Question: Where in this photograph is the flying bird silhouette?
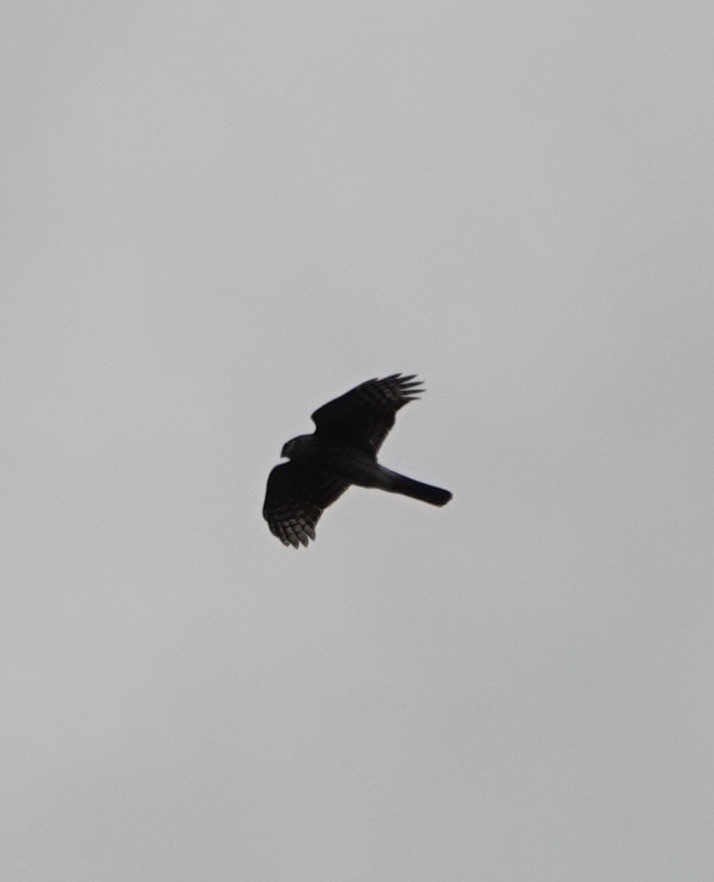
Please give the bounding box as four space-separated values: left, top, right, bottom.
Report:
263 373 452 547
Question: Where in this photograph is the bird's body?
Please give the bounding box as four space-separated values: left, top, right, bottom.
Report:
263 374 452 547
282 435 391 489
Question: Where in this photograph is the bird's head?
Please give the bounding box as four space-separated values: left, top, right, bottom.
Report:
280 435 310 459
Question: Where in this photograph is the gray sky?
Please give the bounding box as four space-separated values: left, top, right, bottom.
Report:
3 1 713 879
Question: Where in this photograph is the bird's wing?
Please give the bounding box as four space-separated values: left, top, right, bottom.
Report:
311 373 423 455
262 462 350 548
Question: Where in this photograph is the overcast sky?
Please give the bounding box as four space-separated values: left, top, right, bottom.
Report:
2 1 713 879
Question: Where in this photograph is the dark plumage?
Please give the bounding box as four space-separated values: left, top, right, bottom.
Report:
263 374 452 547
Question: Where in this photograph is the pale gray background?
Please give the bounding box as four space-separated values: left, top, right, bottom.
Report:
2 2 712 879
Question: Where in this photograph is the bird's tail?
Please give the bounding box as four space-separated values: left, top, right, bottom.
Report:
381 468 452 507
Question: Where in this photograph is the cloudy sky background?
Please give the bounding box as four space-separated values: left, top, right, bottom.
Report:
3 1 713 879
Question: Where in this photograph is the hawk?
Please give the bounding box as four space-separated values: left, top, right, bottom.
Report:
263 373 452 547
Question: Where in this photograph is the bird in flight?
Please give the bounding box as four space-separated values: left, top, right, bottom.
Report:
263 373 452 547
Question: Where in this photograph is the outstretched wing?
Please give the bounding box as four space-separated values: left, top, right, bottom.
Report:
262 462 349 548
311 373 423 455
